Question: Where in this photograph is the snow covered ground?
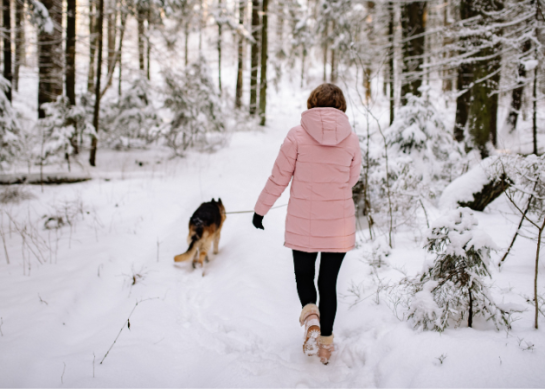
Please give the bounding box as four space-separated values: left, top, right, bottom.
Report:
1 84 545 387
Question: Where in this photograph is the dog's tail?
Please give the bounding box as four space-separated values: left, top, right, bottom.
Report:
174 228 202 263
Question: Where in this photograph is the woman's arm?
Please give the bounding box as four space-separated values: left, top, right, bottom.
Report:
348 143 362 188
254 130 298 216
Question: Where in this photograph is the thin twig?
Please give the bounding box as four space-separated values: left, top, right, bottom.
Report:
499 193 533 267
61 362 66 384
100 301 140 364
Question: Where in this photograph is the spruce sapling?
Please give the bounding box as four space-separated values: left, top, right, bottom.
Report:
406 208 512 331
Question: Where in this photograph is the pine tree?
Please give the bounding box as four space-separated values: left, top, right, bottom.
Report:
405 208 511 331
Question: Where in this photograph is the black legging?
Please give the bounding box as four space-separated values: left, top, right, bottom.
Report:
293 250 345 336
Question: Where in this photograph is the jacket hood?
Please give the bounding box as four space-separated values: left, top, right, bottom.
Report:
300 107 353 146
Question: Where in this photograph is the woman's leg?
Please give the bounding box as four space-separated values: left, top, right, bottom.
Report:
317 252 346 336
292 250 319 307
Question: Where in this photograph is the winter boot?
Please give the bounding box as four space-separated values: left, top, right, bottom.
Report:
299 303 321 356
317 334 335 365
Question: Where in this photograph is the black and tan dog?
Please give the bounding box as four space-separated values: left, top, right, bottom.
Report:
174 198 226 268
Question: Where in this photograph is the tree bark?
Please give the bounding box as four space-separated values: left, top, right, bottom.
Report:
117 3 126 97
249 0 260 115
388 1 394 125
217 0 222 93
88 0 97 92
66 0 77 106
330 22 336 84
107 0 117 78
533 63 538 155
14 0 25 92
137 3 145 72
400 1 426 105
89 0 105 166
235 0 245 108
259 0 268 125
454 0 503 156
146 7 151 80
323 21 328 82
364 1 375 103
506 40 531 133
534 217 545 329
3 0 12 101
38 0 63 118
184 21 189 66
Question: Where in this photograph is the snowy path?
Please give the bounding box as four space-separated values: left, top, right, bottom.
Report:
1 89 545 387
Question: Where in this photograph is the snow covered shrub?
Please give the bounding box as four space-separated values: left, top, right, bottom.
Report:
0 76 21 169
404 208 512 331
162 57 225 155
101 76 162 149
384 93 466 194
355 94 468 237
37 96 94 168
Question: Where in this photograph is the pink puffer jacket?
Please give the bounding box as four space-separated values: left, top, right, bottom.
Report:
255 107 362 253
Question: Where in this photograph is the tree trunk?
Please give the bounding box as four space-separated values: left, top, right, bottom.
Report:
146 7 151 80
400 1 426 105
330 21 336 84
38 0 63 118
301 47 306 88
533 63 538 155
468 289 473 328
66 0 76 106
137 4 145 72
454 0 503 156
235 0 245 108
3 0 12 101
442 1 454 92
259 0 268 125
388 1 394 125
107 0 116 78
217 0 222 94
88 0 97 92
323 21 328 82
454 62 471 142
249 0 260 115
184 21 189 66
468 43 501 156
534 217 545 329
364 1 375 103
117 5 126 97
14 0 25 92
276 0 284 54
506 40 531 133
89 0 105 166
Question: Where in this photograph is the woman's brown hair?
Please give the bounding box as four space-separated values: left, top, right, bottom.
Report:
307 83 347 112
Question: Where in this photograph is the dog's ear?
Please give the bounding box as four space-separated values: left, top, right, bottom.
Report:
211 198 216 203
218 198 222 205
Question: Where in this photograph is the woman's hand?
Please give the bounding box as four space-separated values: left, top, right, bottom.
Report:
253 213 265 230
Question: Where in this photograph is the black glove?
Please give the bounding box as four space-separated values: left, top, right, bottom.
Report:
253 213 265 230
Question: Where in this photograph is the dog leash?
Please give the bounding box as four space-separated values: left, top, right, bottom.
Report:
225 204 287 215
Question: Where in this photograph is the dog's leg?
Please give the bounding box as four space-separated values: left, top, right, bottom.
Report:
198 235 213 267
192 248 200 269
213 231 221 255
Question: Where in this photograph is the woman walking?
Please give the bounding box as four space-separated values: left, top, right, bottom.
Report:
252 84 362 365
